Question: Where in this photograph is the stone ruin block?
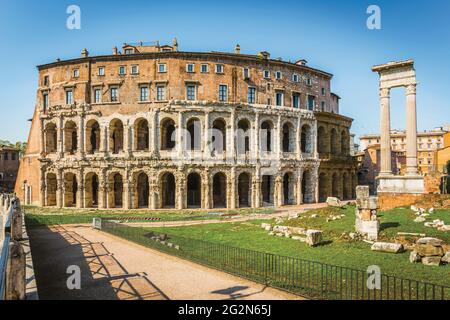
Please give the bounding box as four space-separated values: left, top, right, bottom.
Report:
356 186 370 199
355 185 380 240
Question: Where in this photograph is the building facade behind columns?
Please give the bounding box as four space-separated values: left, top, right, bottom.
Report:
15 40 357 209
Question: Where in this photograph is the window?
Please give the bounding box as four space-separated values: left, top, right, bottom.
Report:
243 67 250 79
321 87 326 96
43 93 49 110
124 48 134 54
292 74 299 82
156 85 166 101
275 71 282 80
186 85 196 101
215 64 224 74
110 87 118 102
263 70 270 79
65 89 73 104
140 86 149 101
321 101 326 111
306 78 312 86
292 93 300 108
158 63 167 73
43 75 49 86
98 67 105 76
218 85 228 102
186 63 195 73
307 95 315 110
73 69 79 78
131 65 139 75
94 88 102 103
248 87 256 104
119 66 126 75
201 64 209 73
11 153 16 161
275 91 284 106
4 153 8 160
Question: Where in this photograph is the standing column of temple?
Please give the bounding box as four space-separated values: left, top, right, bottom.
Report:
379 88 392 176
405 83 419 176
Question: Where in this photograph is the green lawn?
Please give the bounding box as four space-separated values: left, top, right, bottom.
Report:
23 205 275 226
143 206 450 287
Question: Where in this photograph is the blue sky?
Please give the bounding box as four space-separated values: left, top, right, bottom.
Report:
0 0 449 144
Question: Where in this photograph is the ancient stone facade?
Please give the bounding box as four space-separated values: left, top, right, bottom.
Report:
15 41 357 209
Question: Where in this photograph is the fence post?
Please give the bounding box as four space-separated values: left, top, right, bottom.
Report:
11 204 22 242
5 240 26 300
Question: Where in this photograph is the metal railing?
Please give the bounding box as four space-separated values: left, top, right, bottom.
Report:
0 194 14 299
99 219 450 300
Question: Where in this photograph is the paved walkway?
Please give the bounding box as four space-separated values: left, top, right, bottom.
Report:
28 225 302 300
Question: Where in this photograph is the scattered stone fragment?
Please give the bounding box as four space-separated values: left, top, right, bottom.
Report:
441 251 450 264
415 237 445 257
438 225 450 232
327 197 344 208
422 256 441 266
291 236 305 241
410 205 419 212
261 223 271 229
371 242 404 253
409 251 421 263
174 245 180 250
428 208 435 214
414 217 426 223
268 232 274 236
264 226 272 231
310 214 319 218
306 230 323 247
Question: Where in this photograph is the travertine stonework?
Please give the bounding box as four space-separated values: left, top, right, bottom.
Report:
15 41 357 209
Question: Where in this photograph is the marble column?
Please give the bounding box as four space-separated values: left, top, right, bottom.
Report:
405 83 419 176
379 88 392 176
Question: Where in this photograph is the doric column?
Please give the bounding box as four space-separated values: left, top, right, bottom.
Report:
98 169 107 209
274 174 283 207
296 116 302 160
229 109 236 161
176 168 185 210
40 166 45 206
276 115 282 159
123 169 131 209
254 113 260 161
101 125 108 157
58 116 64 158
229 167 236 209
78 115 85 158
124 124 132 157
203 169 210 209
253 166 261 208
312 120 318 159
204 111 210 160
405 83 419 176
149 110 158 156
379 88 392 176
296 168 303 205
76 171 84 209
56 169 63 208
177 111 184 161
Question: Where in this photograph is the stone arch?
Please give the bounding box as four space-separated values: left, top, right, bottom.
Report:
317 126 328 154
187 172 202 208
330 128 339 155
85 172 99 208
282 121 296 153
237 172 251 207
108 172 123 208
64 120 78 154
46 173 57 206
282 172 296 205
301 124 312 153
135 172 149 208
237 119 251 154
211 118 227 155
319 172 328 202
302 170 314 204
44 122 58 154
135 118 149 151
260 120 274 152
109 119 124 154
160 118 176 150
63 172 77 207
186 117 201 151
261 174 274 206
212 172 227 208
160 172 176 208
332 172 340 198
86 120 100 154
341 129 349 156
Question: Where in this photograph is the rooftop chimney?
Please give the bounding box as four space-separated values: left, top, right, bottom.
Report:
173 38 178 51
112 47 118 55
81 48 89 58
235 44 241 54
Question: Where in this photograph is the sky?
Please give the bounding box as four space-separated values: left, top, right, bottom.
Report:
0 0 449 144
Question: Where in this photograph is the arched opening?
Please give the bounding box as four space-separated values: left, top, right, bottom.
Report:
319 173 328 203
301 124 312 153
85 173 99 208
212 119 226 155
161 172 176 208
260 120 274 152
302 170 314 204
109 119 124 154
186 118 201 151
212 172 227 208
237 119 250 154
332 172 340 198
317 126 327 154
343 172 351 200
187 172 202 208
45 123 57 154
283 173 295 205
46 173 57 206
238 173 250 207
341 130 349 156
160 118 176 150
63 172 77 207
136 172 149 208
282 122 295 153
135 119 149 151
108 173 123 208
330 128 339 155
86 120 100 154
262 175 274 206
64 121 78 154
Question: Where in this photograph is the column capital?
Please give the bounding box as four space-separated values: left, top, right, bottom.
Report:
406 83 417 95
380 87 390 99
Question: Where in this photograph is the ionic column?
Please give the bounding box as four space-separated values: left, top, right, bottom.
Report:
58 117 64 158
296 116 302 160
76 172 84 209
124 124 132 157
379 88 392 176
229 109 236 161
99 170 107 209
56 169 63 208
78 116 85 158
276 115 282 159
405 84 419 176
101 125 108 157
149 110 158 156
204 111 210 160
177 112 184 161
254 113 260 161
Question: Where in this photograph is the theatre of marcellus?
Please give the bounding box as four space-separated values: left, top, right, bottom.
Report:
15 40 357 210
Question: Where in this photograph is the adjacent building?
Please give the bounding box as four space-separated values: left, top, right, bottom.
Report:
0 145 20 193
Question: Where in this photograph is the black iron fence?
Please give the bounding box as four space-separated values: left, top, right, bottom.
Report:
100 219 450 300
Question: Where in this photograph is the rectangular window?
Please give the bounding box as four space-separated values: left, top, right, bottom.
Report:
263 70 270 79
65 89 73 104
186 63 195 73
186 85 196 101
4 153 8 160
131 65 139 75
43 75 49 86
43 93 49 109
156 86 166 101
119 66 126 75
140 86 149 101
248 87 256 104
201 64 209 73
307 95 315 110
306 78 312 86
94 88 101 103
275 71 282 80
110 87 118 102
215 64 224 74
275 91 284 106
321 101 326 111
124 48 134 54
158 63 167 73
292 74 299 82
321 87 326 96
98 67 105 76
292 93 300 108
73 69 79 78
243 67 250 79
12 153 16 161
219 85 228 102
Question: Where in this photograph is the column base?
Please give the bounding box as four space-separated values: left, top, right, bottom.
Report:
376 175 424 194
